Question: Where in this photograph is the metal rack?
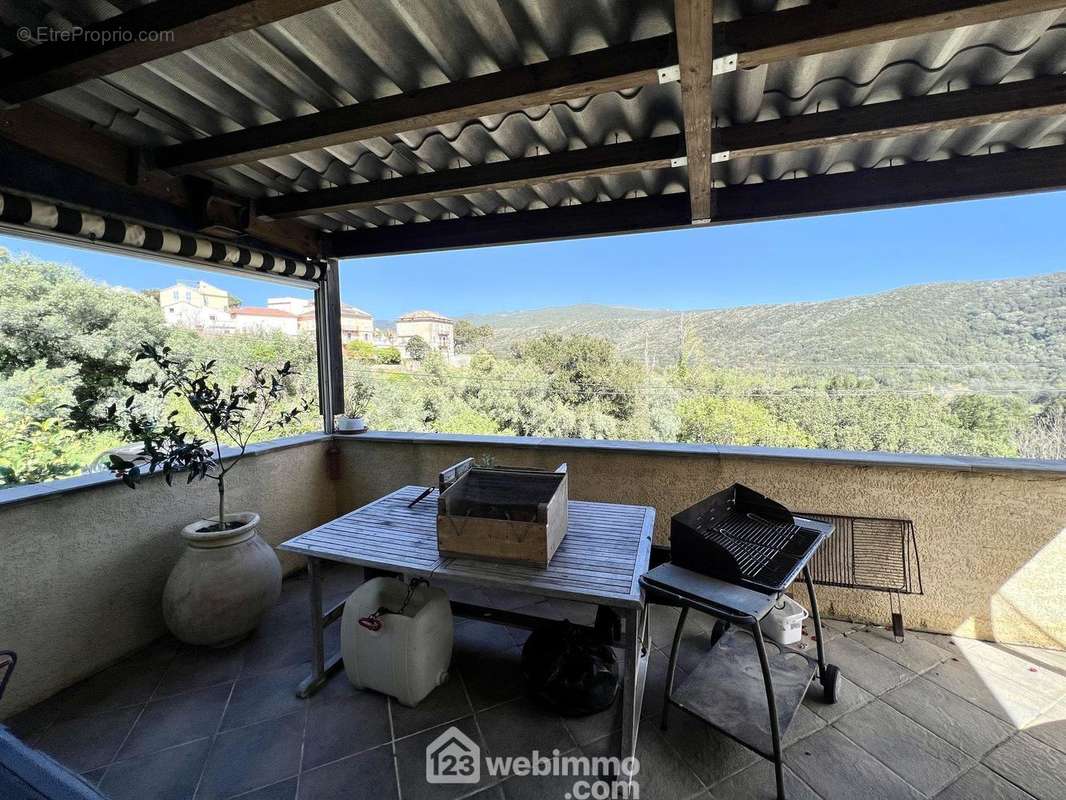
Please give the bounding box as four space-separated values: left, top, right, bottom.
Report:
801 514 923 637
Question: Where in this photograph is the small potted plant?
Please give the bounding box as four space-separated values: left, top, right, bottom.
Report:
106 343 311 646
337 379 374 433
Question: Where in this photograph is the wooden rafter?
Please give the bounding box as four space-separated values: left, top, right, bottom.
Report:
674 0 715 223
717 74 1066 160
716 0 1066 68
0 104 320 256
153 35 677 173
325 145 1066 257
0 0 339 106
255 136 685 219
255 74 1066 219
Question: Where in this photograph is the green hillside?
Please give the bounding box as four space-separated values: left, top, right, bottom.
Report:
466 273 1066 390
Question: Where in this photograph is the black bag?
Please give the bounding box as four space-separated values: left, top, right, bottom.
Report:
520 610 620 717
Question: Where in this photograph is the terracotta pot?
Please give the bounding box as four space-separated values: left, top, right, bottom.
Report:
162 512 281 646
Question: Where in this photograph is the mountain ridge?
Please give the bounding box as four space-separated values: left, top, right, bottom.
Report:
463 272 1066 388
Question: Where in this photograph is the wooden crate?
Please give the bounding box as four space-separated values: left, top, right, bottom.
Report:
436 460 568 566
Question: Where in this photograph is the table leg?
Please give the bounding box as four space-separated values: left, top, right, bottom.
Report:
621 605 649 776
296 556 343 698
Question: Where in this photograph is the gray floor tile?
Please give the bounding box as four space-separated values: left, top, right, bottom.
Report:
221 663 308 731
1025 698 1066 756
936 764 1038 800
231 777 298 800
641 647 686 721
100 736 212 800
782 705 826 747
2 695 63 744
156 643 247 697
585 721 706 800
562 697 623 748
647 604 683 649
119 683 231 760
824 635 917 696
848 626 952 673
477 697 574 758
803 674 874 723
55 660 167 720
800 616 843 645
81 767 106 786
196 711 304 800
949 639 1066 708
834 699 974 796
302 676 390 770
657 704 760 786
391 674 474 739
297 744 397 800
394 716 497 800
786 727 923 800
926 656 1048 727
240 627 313 678
709 760 820 800
454 620 521 656
883 676 1015 758
455 646 525 711
35 705 142 772
499 748 591 800
984 733 1066 800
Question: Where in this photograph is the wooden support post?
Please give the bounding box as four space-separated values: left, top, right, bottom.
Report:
675 0 715 223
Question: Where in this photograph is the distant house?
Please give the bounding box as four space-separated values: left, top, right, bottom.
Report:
297 305 374 343
396 309 454 357
230 307 300 335
159 280 232 330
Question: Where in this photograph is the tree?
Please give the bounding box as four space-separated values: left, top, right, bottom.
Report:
375 346 402 365
454 320 493 354
345 339 377 362
405 335 430 361
108 343 311 528
0 253 167 427
677 395 812 447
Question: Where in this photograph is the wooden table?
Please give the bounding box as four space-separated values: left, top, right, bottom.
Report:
279 485 655 765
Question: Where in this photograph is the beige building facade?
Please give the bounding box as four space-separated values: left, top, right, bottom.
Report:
396 309 454 357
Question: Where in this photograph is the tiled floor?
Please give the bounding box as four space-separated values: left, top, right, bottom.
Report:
5 565 1066 800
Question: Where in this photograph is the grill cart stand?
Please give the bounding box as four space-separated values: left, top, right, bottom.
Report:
641 564 839 800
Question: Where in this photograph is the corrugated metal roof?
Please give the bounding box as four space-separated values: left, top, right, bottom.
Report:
2 0 1064 232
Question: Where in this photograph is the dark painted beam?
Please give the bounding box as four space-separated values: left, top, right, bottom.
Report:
0 0 339 106
326 145 1066 257
153 35 678 173
255 135 685 219
717 0 1066 68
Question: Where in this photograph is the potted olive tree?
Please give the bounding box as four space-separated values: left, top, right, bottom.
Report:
108 343 311 646
336 378 373 433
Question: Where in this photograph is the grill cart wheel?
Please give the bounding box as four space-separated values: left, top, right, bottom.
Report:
821 664 840 703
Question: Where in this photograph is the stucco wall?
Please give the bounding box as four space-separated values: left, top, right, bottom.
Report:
0 436 335 717
334 434 1066 651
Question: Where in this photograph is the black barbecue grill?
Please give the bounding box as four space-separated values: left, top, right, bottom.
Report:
670 483 833 593
642 483 839 800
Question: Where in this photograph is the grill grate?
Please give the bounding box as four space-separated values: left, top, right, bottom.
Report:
671 485 833 593
801 515 922 596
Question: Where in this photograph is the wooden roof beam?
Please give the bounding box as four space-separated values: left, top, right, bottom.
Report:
325 144 1066 257
718 73 1066 160
255 135 685 220
153 35 678 173
717 0 1066 68
0 104 321 257
675 0 715 223
0 0 339 106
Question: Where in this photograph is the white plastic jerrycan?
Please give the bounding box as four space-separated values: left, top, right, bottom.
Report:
340 577 453 707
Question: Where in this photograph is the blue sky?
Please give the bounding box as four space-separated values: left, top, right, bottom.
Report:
2 190 1063 321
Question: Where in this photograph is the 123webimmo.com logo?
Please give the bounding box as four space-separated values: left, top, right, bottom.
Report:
426 725 640 798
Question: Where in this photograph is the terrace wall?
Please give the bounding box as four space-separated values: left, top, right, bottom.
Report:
336 433 1066 652
0 435 334 717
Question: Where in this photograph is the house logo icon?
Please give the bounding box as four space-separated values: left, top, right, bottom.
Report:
425 725 480 784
